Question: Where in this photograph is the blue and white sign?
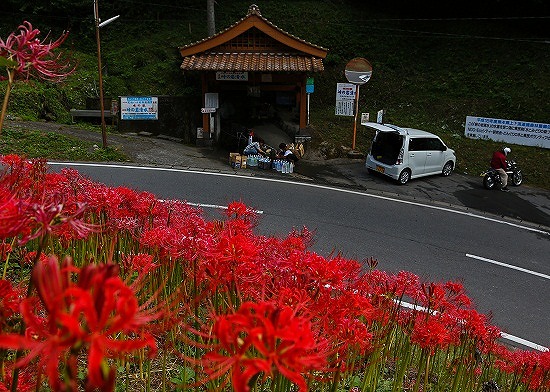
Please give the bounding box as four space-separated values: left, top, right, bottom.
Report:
465 116 550 149
121 96 158 120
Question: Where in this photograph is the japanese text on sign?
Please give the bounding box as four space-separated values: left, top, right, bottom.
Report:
120 97 158 120
465 116 550 149
216 71 248 81
335 83 356 116
336 83 356 100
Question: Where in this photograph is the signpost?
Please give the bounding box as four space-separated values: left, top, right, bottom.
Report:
335 83 356 116
344 57 373 151
306 77 314 125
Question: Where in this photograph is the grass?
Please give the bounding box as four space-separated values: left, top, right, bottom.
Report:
0 126 128 162
308 106 550 190
1 1 549 189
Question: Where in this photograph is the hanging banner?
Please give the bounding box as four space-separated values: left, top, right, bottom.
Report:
120 96 158 120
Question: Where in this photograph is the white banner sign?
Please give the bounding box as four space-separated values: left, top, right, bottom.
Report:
335 83 356 116
120 96 158 120
465 116 550 149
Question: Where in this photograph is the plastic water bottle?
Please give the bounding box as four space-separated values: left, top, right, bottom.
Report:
289 162 294 173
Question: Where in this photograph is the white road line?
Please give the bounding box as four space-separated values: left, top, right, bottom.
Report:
466 253 550 280
47 162 549 352
48 161 550 236
156 199 264 214
398 300 548 352
185 202 264 214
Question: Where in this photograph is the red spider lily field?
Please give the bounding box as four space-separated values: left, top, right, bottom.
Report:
0 154 549 392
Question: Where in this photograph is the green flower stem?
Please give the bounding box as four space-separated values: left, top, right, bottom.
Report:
0 69 14 135
10 233 48 392
1 238 16 280
391 336 412 392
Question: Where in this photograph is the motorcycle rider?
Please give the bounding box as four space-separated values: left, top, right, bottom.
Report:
490 146 511 191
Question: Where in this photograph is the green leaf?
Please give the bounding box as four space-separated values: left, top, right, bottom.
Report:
0 56 18 68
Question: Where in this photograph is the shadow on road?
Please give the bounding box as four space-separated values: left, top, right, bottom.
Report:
454 180 550 227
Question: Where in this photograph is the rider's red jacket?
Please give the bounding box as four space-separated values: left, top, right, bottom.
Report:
490 150 507 170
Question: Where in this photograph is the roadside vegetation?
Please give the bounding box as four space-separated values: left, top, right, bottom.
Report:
1 0 549 189
1 156 548 392
1 3 549 391
0 125 127 161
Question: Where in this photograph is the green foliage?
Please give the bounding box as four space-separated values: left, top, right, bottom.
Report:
0 126 128 161
1 1 549 189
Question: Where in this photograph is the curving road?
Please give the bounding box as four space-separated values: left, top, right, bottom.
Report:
50 162 550 350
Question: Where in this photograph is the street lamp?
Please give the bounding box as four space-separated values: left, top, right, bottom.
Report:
93 0 119 148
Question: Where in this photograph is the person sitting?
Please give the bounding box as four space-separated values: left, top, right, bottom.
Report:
490 146 511 191
243 137 266 156
278 143 299 163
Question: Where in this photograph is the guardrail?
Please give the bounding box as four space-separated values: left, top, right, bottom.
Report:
70 109 113 122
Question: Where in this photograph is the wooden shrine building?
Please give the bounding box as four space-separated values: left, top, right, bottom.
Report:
179 4 328 139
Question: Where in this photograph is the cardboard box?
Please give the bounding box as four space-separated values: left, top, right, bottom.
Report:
229 153 247 169
229 152 240 164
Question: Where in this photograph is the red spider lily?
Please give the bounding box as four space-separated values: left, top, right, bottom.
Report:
0 190 97 246
0 21 74 82
120 253 159 274
494 348 550 390
225 201 258 225
0 279 22 328
0 189 30 240
0 155 48 198
1 158 98 244
0 361 37 392
0 256 160 391
410 313 459 354
0 22 75 133
198 301 330 392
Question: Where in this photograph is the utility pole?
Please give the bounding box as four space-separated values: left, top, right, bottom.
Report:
94 0 119 148
207 0 216 36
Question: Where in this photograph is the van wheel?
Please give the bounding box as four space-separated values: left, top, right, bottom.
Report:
442 161 454 177
398 169 411 185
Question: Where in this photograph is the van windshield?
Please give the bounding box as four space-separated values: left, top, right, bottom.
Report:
370 131 403 165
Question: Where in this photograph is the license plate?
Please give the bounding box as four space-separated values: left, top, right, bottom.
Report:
376 165 385 173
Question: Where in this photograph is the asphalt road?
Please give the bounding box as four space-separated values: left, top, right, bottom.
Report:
49 162 550 350
8 119 550 230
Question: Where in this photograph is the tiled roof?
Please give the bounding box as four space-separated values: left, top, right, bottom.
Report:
180 52 324 72
179 5 328 56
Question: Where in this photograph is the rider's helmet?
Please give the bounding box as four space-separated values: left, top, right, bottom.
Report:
503 147 511 156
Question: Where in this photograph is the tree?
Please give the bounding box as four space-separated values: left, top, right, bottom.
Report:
0 21 75 134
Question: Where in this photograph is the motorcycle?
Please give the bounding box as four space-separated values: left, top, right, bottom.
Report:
482 159 523 190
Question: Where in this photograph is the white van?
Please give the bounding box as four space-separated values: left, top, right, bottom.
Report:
365 123 456 184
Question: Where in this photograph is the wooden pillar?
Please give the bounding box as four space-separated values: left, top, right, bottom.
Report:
201 73 209 132
298 78 307 130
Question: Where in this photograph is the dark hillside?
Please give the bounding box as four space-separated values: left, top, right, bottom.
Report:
1 0 549 187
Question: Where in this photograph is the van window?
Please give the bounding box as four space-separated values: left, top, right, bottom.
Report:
408 138 427 151
425 138 445 151
371 132 403 165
